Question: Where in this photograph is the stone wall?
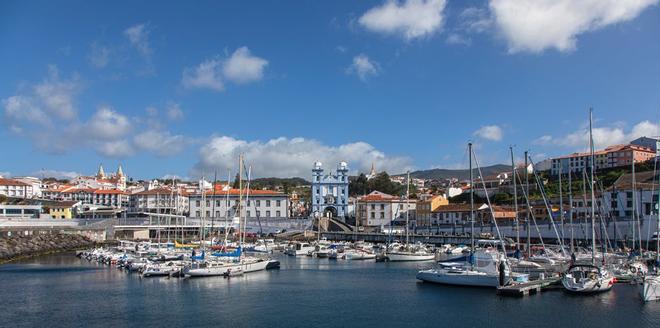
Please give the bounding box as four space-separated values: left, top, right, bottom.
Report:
0 233 94 263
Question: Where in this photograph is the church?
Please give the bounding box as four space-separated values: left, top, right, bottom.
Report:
311 161 349 219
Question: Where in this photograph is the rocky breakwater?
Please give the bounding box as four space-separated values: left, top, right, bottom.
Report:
0 234 95 263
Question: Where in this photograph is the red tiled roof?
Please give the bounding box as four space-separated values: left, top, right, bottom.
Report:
0 178 29 186
94 189 126 195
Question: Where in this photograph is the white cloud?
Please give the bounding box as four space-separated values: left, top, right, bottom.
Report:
0 171 10 178
166 103 184 120
87 106 132 140
193 136 413 178
446 33 471 45
124 23 152 57
182 58 224 91
33 65 80 120
3 95 50 126
182 47 268 91
534 120 660 149
459 7 493 33
359 0 447 40
474 125 503 141
88 42 111 68
489 0 659 53
96 140 135 158
32 169 81 180
347 54 380 81
133 130 190 157
222 47 269 84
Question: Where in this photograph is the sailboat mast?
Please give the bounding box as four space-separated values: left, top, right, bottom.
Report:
469 143 475 255
568 169 574 253
589 108 596 265
238 155 243 259
559 164 564 247
525 150 531 258
632 156 642 254
406 170 410 246
510 146 519 251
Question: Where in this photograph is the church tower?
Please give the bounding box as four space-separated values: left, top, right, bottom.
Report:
97 164 106 179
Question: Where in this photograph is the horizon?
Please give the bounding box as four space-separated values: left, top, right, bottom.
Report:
2 1 660 180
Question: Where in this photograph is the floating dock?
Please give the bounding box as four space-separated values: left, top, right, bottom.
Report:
497 277 562 296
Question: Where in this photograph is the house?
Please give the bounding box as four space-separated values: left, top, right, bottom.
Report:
416 194 449 227
356 191 416 230
0 178 35 198
44 201 80 219
130 187 189 215
188 185 288 220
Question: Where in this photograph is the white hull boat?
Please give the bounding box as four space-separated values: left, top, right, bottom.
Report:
641 275 660 302
387 252 435 262
344 250 376 260
562 264 615 293
416 250 510 288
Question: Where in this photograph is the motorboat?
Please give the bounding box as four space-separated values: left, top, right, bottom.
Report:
562 264 615 293
343 249 376 260
284 242 315 256
641 274 660 302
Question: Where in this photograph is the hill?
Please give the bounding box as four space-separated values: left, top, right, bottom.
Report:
398 164 511 181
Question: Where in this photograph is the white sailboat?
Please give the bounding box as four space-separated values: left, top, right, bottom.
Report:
561 109 615 294
641 157 660 302
386 171 435 262
417 143 511 287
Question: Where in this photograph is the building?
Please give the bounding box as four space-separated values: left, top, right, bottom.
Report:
69 164 127 191
550 144 655 175
416 194 449 227
311 161 349 219
0 204 42 218
13 177 42 197
44 201 80 219
430 203 516 226
130 187 189 215
630 136 660 155
356 191 416 230
0 178 35 198
188 185 288 220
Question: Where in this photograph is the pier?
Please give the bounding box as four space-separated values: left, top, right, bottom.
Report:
497 277 562 297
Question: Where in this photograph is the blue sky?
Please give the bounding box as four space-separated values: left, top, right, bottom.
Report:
1 0 660 180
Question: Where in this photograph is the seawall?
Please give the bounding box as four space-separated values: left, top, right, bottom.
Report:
0 233 95 264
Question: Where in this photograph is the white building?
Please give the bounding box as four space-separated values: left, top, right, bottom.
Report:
130 187 189 215
0 178 35 198
188 187 288 220
311 162 349 218
356 191 416 230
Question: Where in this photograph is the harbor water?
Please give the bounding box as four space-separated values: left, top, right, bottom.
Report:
1 253 659 327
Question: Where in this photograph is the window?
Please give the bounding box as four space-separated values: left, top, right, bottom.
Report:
256 210 261 217
371 212 375 218
195 211 200 217
215 211 220 217
196 200 200 206
206 211 210 217
247 210 251 217
380 204 384 210
276 200 281 207
316 188 319 194
216 200 220 207
206 200 210 207
256 200 261 206
276 210 281 217
371 204 375 210
266 210 271 217
380 212 384 219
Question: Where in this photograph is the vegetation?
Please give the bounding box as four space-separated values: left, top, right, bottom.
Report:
348 172 417 197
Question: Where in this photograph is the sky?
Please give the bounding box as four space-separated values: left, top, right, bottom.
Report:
1 0 660 180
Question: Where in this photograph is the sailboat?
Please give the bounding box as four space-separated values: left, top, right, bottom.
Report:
562 109 615 293
386 171 435 262
417 143 511 287
641 157 660 301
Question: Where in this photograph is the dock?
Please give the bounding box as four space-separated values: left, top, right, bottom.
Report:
497 277 562 296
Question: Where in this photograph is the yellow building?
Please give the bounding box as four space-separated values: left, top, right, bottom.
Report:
47 201 79 219
416 194 449 227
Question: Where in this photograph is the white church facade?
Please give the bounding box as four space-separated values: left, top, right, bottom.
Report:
311 161 349 219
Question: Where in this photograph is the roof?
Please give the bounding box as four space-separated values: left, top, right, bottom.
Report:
358 191 399 202
432 203 474 213
554 144 655 160
193 187 285 197
46 201 80 208
0 178 29 186
93 189 126 195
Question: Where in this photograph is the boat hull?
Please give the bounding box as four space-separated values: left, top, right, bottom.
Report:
416 270 502 288
387 253 435 262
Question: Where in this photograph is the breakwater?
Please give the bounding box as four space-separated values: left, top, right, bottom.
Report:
0 233 95 263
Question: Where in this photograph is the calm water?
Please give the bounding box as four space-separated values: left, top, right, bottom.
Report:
1 253 660 327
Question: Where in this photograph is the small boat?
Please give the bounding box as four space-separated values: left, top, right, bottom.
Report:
284 242 315 256
223 267 244 277
343 249 376 260
641 274 660 302
416 250 510 288
561 264 615 293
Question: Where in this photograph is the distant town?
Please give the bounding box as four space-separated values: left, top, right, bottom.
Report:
1 135 658 239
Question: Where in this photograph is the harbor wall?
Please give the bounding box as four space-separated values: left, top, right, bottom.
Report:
0 233 95 263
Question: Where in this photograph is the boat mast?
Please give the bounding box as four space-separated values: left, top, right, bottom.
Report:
632 154 641 255
589 108 596 265
406 170 410 246
224 170 230 245
469 143 475 256
510 146 519 251
568 169 574 253
559 163 564 247
238 155 243 260
525 150 531 258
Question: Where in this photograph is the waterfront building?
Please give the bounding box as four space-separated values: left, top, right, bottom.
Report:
130 187 189 215
311 162 349 219
630 136 660 155
44 201 80 219
416 194 449 227
550 144 655 175
356 191 416 230
430 203 516 225
188 185 288 220
0 203 42 218
0 178 35 198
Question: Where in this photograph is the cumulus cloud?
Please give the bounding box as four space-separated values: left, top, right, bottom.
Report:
97 139 135 158
489 0 659 53
446 33 471 45
459 7 493 33
474 125 503 141
534 120 660 149
32 169 81 180
222 47 269 84
182 46 268 92
87 106 132 140
193 136 414 178
33 65 80 120
359 0 447 40
347 54 380 81
124 23 152 57
133 130 191 157
166 103 184 120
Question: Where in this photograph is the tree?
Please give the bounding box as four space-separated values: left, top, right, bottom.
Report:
349 173 369 196
232 173 241 189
